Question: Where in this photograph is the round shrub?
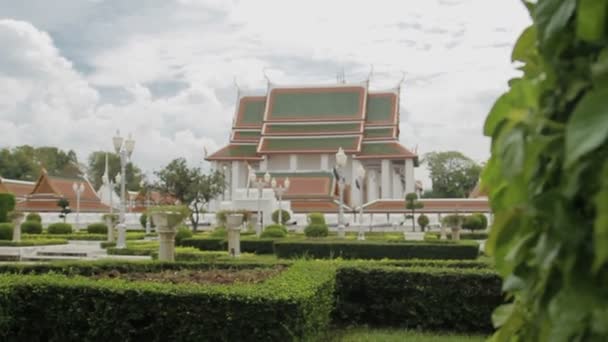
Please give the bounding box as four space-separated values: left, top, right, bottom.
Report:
271 209 291 224
304 223 329 238
462 215 485 231
87 223 108 234
260 224 287 238
175 225 193 244
210 227 227 238
47 222 73 234
417 214 430 231
26 212 42 223
21 221 43 234
442 214 463 228
307 212 326 225
0 193 16 223
0 223 13 240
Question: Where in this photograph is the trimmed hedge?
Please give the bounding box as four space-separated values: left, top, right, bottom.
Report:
260 225 287 238
47 223 73 234
179 237 224 251
304 223 329 237
0 261 336 341
21 221 42 234
87 223 108 234
0 223 13 240
23 232 145 241
175 226 193 244
271 209 291 224
333 265 502 333
150 248 226 262
25 213 42 223
179 237 277 255
274 240 480 260
0 239 68 247
425 232 489 240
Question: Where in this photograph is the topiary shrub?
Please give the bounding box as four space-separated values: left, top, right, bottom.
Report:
87 223 108 234
442 214 463 228
47 223 73 235
417 214 430 231
307 212 325 225
209 227 227 238
271 209 291 224
304 223 329 238
175 226 193 244
0 193 16 223
260 224 287 238
21 221 43 234
26 213 42 223
0 223 13 240
139 213 155 228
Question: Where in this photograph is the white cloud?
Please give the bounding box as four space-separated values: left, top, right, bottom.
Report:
0 0 532 188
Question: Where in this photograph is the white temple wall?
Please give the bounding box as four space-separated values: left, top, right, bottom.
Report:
405 159 415 194
267 155 290 170
297 154 321 170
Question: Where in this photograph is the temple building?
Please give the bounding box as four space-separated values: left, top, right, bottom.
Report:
206 81 418 213
0 177 35 202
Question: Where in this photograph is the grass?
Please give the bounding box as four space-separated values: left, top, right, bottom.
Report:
331 328 487 342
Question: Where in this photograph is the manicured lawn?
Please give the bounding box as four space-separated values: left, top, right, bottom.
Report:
333 329 487 342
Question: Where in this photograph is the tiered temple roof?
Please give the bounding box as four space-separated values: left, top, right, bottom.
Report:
207 82 416 162
0 177 35 202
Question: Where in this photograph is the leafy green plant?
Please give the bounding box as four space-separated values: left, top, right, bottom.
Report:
21 221 42 234
175 225 193 244
209 227 227 238
47 223 73 234
56 198 71 222
442 214 463 229
304 223 329 238
308 212 326 225
405 192 424 231
0 223 13 240
0 193 16 223
25 213 42 223
139 212 155 228
483 1 608 340
271 209 291 224
462 215 484 231
260 224 287 238
417 214 430 231
86 223 108 234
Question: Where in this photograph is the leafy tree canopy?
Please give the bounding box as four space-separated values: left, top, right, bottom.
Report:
422 151 482 198
0 145 81 180
87 151 143 192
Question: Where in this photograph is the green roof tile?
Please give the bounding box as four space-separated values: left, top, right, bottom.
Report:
233 131 261 140
268 87 364 121
235 97 265 127
364 127 395 139
366 94 397 124
356 142 415 159
207 144 260 160
260 136 360 153
265 123 361 135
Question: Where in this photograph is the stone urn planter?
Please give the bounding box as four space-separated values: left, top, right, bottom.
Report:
451 226 461 241
151 210 184 262
9 211 24 243
226 214 244 257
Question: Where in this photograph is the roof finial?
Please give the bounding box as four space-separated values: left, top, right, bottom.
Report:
233 76 241 98
368 64 374 82
262 67 272 87
396 71 406 89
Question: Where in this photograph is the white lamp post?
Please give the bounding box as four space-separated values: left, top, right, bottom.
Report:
271 176 290 226
112 130 135 249
356 164 366 240
102 171 115 242
335 147 348 238
72 182 85 232
249 170 271 236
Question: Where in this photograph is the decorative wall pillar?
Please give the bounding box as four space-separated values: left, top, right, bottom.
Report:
231 161 240 199
260 156 268 171
381 159 392 199
367 170 379 202
289 154 298 171
320 154 329 170
404 159 415 194
350 159 362 207
392 167 403 199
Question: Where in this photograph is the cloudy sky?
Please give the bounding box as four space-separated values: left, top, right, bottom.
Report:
0 0 531 184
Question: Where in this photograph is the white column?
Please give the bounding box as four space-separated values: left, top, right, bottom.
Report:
367 170 379 202
260 156 268 171
320 154 329 170
210 161 218 172
392 167 403 199
231 161 240 200
224 163 232 201
289 154 298 171
381 159 392 199
351 159 362 207
404 159 415 194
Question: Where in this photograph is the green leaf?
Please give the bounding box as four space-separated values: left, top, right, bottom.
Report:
576 0 608 42
591 48 608 88
492 303 514 328
592 162 608 272
512 26 537 63
535 0 576 47
565 88 608 167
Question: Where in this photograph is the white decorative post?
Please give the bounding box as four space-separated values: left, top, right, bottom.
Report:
11 212 24 243
152 210 182 262
250 170 271 236
335 147 348 238
72 182 84 232
226 213 244 257
104 215 114 242
102 158 116 242
112 130 135 249
271 177 290 226
356 164 366 241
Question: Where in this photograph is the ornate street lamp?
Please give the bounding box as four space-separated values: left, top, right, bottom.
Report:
356 163 366 240
72 182 85 232
271 176 290 226
248 170 271 236
335 147 347 238
112 130 135 249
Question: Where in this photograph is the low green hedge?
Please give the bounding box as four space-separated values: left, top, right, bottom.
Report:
179 237 277 255
47 223 73 234
0 261 336 341
0 239 68 247
87 223 108 234
425 232 489 240
21 221 42 234
0 223 13 240
179 237 224 251
333 265 502 333
23 232 145 241
150 248 226 262
274 240 480 260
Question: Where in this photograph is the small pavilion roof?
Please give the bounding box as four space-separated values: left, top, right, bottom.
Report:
258 136 362 154
290 199 349 213
363 126 398 140
365 92 399 126
231 130 262 143
254 171 335 199
234 96 266 129
0 178 35 199
206 144 262 161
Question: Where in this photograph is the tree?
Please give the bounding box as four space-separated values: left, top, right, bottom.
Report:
155 158 225 231
57 198 71 223
0 145 81 181
417 214 430 232
422 151 482 198
87 151 143 191
405 192 424 231
0 193 16 223
484 0 608 339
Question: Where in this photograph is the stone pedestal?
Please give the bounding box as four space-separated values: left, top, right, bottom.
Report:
440 225 447 240
105 216 114 242
451 227 461 241
226 214 243 257
11 215 24 243
116 223 127 249
152 212 179 262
